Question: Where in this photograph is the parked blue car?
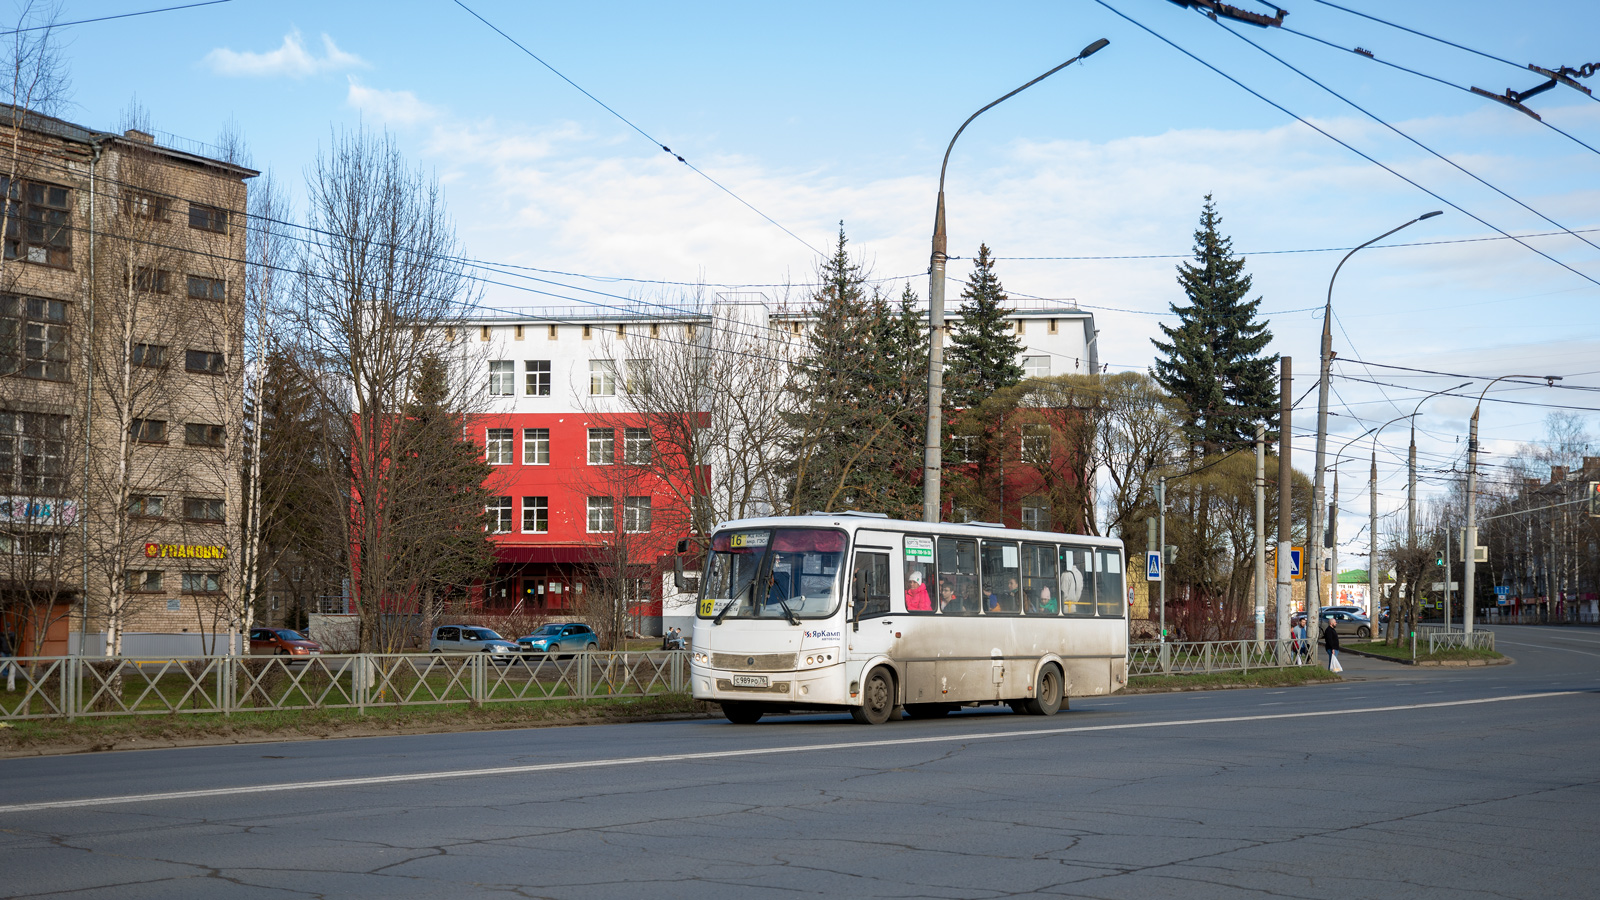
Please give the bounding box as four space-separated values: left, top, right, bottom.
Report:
516 623 599 658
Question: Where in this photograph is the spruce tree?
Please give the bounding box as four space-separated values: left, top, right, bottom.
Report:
945 244 1024 408
1151 195 1279 454
786 226 896 513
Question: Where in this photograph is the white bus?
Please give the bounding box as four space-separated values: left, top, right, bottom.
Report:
687 513 1129 724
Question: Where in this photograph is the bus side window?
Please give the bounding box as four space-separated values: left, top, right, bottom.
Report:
1096 548 1124 617
1059 545 1095 616
853 552 892 619
904 536 934 613
1021 543 1057 615
937 537 979 615
980 540 1020 614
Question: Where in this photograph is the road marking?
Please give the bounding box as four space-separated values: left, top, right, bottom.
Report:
0 691 1584 815
1495 638 1600 658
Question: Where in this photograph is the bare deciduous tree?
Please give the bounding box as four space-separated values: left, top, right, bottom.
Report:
286 129 491 652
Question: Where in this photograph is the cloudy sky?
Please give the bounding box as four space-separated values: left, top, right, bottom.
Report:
47 0 1600 554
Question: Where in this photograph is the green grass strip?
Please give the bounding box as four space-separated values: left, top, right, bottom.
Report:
1125 666 1340 692
1344 640 1504 662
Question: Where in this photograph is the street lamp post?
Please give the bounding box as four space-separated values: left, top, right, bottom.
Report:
1368 382 1467 637
1463 374 1562 632
921 38 1109 523
1310 211 1441 625
1326 428 1376 610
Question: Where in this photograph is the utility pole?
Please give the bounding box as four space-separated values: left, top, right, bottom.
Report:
1330 466 1339 608
1255 423 1266 644
919 39 1110 523
1158 477 1167 645
1313 212 1441 644
1277 357 1292 660
1463 374 1560 633
1369 451 1378 632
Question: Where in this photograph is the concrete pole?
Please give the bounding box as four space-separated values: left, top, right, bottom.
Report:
1369 452 1378 632
1158 477 1167 644
1315 212 1441 642
921 194 947 524
1277 358 1293 660
918 38 1109 524
1461 374 1559 633
1255 423 1266 644
1463 408 1480 633
1310 311 1331 632
1330 465 1340 608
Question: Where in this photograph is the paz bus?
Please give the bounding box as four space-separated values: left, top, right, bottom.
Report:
687 512 1128 724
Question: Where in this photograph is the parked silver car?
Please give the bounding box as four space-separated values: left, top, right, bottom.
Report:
428 625 519 662
1319 610 1372 640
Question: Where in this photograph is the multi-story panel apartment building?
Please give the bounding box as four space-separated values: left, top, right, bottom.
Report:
0 107 252 657
456 294 1098 638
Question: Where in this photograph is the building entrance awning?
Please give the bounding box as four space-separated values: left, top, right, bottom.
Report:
494 545 598 565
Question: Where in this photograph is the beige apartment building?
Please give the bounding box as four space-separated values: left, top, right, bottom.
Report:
0 106 253 657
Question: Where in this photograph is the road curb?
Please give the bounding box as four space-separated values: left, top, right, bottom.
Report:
1341 647 1514 667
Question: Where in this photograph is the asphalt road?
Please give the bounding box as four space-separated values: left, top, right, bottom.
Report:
2 626 1597 899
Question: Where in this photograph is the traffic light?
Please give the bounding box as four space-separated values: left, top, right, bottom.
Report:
1590 482 1600 517
1435 550 1445 567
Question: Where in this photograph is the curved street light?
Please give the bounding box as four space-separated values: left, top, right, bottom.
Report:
1462 374 1562 632
1366 381 1469 635
1324 427 1376 607
921 38 1110 523
1309 210 1442 624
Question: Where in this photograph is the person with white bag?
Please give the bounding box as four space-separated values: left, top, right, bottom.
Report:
1321 615 1342 673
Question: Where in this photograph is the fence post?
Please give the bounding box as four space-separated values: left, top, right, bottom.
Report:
579 650 591 700
355 655 366 716
63 656 76 720
472 653 485 705
1203 642 1212 674
1159 642 1171 676
1241 640 1249 675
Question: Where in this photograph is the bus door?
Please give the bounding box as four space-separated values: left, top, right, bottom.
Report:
847 531 899 671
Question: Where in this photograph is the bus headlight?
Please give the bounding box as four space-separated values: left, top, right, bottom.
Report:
693 651 708 664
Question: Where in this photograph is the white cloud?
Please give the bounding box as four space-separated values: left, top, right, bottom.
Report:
346 78 437 125
204 30 366 78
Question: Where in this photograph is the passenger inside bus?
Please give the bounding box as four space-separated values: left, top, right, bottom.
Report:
905 568 931 611
1031 585 1057 615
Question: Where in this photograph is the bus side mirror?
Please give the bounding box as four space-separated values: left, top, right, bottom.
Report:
673 540 699 592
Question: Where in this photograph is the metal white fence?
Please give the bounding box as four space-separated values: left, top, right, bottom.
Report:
0 651 690 721
2 641 1328 722
1128 640 1312 677
1414 625 1496 653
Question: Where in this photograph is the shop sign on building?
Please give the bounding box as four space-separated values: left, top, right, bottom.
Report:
0 496 78 526
144 543 228 560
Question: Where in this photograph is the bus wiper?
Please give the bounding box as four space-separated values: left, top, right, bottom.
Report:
774 596 801 626
712 600 734 626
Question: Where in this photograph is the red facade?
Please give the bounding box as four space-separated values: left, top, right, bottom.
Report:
472 410 687 624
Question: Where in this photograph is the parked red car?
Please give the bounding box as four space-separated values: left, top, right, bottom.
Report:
249 628 321 656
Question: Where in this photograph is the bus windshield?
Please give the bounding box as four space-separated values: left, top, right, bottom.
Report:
699 527 846 620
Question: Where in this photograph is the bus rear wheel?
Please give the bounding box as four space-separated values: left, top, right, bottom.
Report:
721 701 763 724
1024 664 1064 716
850 667 895 724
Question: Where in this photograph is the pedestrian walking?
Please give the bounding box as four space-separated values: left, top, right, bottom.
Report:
1321 615 1341 670
1290 620 1308 662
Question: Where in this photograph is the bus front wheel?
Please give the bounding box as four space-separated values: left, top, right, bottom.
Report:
850 667 896 724
721 701 763 725
1024 664 1064 716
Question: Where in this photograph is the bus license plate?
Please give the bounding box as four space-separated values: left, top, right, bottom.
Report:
731 674 769 688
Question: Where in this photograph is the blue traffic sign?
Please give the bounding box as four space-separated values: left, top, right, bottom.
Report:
1146 550 1161 581
1494 586 1509 596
